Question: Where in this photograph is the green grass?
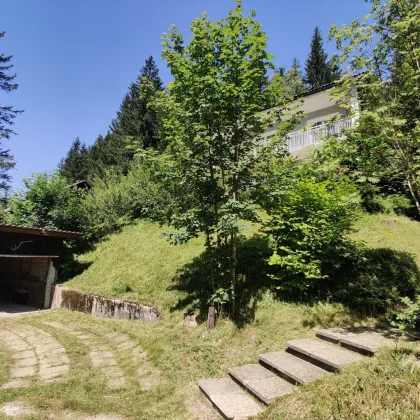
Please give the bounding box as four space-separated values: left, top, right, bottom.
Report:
36 213 420 418
351 213 420 266
259 346 420 419
67 220 204 313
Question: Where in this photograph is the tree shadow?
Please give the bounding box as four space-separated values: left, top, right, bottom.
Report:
58 253 92 283
168 235 276 327
330 247 420 313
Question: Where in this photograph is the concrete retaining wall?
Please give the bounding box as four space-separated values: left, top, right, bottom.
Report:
51 285 159 322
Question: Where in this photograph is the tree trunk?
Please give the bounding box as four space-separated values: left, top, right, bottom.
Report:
407 175 420 216
231 232 237 319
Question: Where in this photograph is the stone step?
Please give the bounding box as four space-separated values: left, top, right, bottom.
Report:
258 350 330 385
286 338 365 371
316 328 396 355
198 378 263 419
228 364 295 404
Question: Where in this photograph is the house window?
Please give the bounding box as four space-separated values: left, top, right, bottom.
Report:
312 121 324 128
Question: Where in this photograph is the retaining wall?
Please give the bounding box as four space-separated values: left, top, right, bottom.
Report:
51 285 159 322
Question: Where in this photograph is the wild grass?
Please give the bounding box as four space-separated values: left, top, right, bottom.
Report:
350 213 420 266
259 346 420 419
66 220 204 313
37 213 420 418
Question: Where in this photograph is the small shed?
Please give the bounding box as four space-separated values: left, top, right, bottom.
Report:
0 224 80 309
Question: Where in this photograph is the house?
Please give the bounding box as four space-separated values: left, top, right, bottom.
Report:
262 82 359 158
0 224 80 312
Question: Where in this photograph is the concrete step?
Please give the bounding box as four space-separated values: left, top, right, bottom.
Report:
259 350 330 385
228 364 295 404
198 377 263 419
316 328 396 355
286 338 365 371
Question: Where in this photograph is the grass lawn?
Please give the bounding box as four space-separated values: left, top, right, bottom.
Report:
2 213 419 418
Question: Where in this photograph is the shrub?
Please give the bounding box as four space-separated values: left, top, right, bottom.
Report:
8 172 88 233
264 176 360 297
333 248 420 313
368 194 414 216
84 163 171 240
390 296 420 333
111 282 133 294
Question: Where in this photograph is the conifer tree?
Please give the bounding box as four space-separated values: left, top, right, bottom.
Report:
304 26 340 88
111 56 164 150
58 138 90 184
284 58 306 97
0 31 22 197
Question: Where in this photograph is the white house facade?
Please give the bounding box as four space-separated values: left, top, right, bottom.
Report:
263 83 358 158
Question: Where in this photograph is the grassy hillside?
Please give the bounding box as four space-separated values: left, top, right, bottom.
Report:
67 221 204 312
67 213 420 313
351 213 420 266
54 214 420 418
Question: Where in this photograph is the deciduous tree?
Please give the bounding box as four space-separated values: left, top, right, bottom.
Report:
328 0 420 216
147 1 295 317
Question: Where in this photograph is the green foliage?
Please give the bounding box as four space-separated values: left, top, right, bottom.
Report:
370 194 414 215
144 1 296 317
335 247 420 312
8 172 88 233
263 164 360 295
329 0 420 216
59 56 164 185
84 162 171 240
391 295 420 333
111 56 164 151
111 282 132 294
283 58 306 97
58 137 90 184
304 26 340 88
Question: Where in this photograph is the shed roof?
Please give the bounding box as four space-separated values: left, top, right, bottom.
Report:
0 223 81 239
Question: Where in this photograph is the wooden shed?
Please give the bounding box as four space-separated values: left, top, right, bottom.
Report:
0 224 80 309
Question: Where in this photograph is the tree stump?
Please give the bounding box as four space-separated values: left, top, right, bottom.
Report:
207 307 217 329
381 219 397 231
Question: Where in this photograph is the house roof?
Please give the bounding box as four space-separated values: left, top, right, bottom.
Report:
294 82 336 99
0 223 81 239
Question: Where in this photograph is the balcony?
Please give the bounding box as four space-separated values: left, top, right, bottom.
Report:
286 118 354 152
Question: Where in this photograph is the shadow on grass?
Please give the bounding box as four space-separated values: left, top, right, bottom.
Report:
330 247 420 313
58 254 92 283
169 238 420 327
168 235 276 327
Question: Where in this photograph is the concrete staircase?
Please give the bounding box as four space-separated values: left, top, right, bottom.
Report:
198 328 396 419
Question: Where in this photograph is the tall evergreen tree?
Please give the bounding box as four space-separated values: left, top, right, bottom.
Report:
0 31 22 197
58 138 90 183
111 56 164 150
284 58 306 97
304 26 340 89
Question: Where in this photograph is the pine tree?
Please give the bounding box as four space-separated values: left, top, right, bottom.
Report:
284 58 306 97
0 31 22 197
304 26 340 89
111 56 164 150
59 138 90 184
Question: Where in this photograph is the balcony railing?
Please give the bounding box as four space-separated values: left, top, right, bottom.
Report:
286 118 354 152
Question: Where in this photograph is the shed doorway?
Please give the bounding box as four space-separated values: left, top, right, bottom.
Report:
0 256 57 310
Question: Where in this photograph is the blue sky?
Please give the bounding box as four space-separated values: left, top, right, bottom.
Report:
1 0 370 190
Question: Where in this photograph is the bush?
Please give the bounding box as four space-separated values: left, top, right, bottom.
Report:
368 194 414 216
390 295 420 333
334 248 420 313
264 175 360 297
84 163 172 240
8 172 88 233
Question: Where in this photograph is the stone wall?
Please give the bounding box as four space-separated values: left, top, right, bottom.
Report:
51 285 159 322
